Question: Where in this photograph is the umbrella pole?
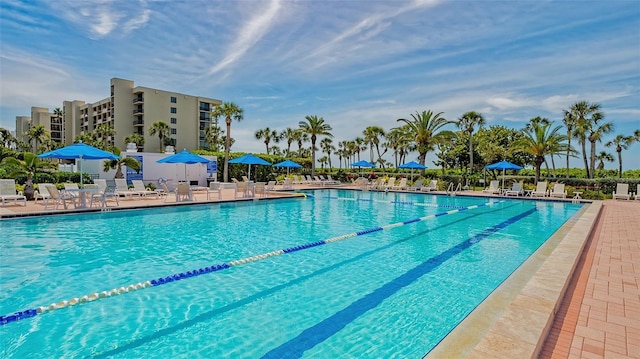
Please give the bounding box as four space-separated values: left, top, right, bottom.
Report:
79 156 83 188
248 164 251 181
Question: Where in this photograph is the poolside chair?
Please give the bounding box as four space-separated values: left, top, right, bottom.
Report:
635 184 640 201
266 180 276 192
63 183 81 199
326 175 341 185
176 182 192 202
612 183 630 200
282 178 293 190
242 176 249 182
407 179 424 191
391 178 408 190
89 185 120 208
482 180 500 194
420 180 438 192
255 182 266 197
0 179 27 206
44 185 76 210
385 177 396 190
93 179 107 192
530 181 548 197
114 179 139 199
504 181 524 197
550 183 567 199
207 182 221 200
132 180 159 198
236 181 248 198
34 183 53 204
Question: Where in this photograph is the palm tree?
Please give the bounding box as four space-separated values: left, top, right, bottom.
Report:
320 137 335 170
298 115 333 176
396 110 454 167
595 151 614 171
203 125 222 151
254 127 280 154
456 111 486 181
211 102 244 182
103 147 141 179
566 101 602 179
519 121 568 183
280 128 298 157
1 152 42 199
363 126 386 169
586 112 613 179
561 110 577 177
94 124 116 149
26 125 49 153
605 134 636 178
148 121 171 153
124 133 145 151
0 127 17 148
293 130 309 157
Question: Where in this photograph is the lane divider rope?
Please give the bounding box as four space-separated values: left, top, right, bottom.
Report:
0 199 504 326
322 195 467 209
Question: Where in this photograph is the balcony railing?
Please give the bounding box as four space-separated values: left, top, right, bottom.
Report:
133 109 144 115
133 97 144 103
133 119 144 126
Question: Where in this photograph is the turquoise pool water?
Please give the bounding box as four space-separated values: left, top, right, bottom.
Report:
0 190 582 358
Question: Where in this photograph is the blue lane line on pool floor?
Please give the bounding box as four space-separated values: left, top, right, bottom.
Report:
261 207 536 359
0 200 504 326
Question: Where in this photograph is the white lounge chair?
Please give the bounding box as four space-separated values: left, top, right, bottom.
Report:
63 183 81 199
530 181 548 197
385 177 396 190
34 183 53 204
255 182 267 197
282 178 293 190
635 184 640 201
0 179 27 206
207 182 221 200
421 180 437 192
482 180 500 194
550 183 567 198
89 185 120 208
504 181 524 197
265 180 276 192
612 183 630 200
132 180 159 198
391 178 408 190
407 179 424 191
114 179 139 199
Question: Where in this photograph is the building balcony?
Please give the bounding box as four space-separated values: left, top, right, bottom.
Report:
133 119 144 126
133 97 144 104
133 109 144 115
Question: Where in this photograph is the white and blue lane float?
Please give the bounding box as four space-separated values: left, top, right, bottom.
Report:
0 199 505 326
320 195 468 210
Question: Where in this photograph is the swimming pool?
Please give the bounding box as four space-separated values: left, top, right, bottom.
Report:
0 189 583 358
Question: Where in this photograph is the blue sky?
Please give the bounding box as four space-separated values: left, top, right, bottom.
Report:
1 0 639 170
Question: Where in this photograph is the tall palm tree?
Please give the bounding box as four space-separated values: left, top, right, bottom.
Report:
595 151 614 171
456 111 485 180
280 128 298 157
396 110 454 167
298 115 333 176
203 125 222 152
211 102 244 182
94 124 116 149
586 112 613 178
26 125 49 153
363 126 386 169
566 101 602 179
320 137 335 170
293 130 309 157
0 127 17 148
254 127 280 154
605 134 636 178
149 121 171 153
519 121 568 183
561 110 577 177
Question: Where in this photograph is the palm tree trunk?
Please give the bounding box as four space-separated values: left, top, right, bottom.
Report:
311 138 316 176
224 118 231 182
566 135 571 177
618 150 623 178
581 140 589 178
589 140 596 179
550 154 557 178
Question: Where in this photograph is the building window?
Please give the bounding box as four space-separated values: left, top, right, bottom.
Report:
171 96 177 103
171 128 177 135
170 117 177 124
171 107 177 114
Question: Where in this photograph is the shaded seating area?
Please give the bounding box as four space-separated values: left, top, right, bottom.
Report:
0 179 27 206
89 186 120 208
44 185 76 210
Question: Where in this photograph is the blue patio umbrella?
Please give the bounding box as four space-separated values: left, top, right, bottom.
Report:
351 160 375 176
228 153 271 181
398 160 427 179
274 159 302 175
157 150 211 182
485 160 523 189
38 142 119 187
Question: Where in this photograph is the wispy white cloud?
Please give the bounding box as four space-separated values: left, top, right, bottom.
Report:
208 0 284 76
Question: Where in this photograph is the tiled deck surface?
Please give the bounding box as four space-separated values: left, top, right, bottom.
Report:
1 186 638 358
539 200 640 359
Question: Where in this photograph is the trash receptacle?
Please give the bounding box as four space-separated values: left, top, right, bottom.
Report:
206 177 216 187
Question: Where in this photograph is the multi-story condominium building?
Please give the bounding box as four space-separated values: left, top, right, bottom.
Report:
17 78 222 152
15 108 64 151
